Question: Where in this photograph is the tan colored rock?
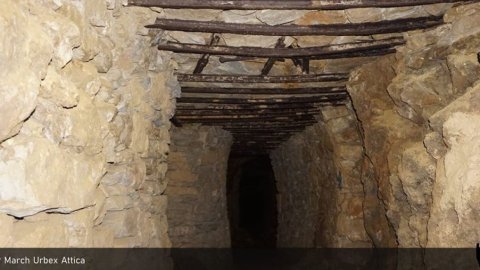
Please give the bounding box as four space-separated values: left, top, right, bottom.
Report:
34 93 108 155
428 112 480 247
0 1 53 142
40 66 80 108
0 135 105 217
58 2 100 61
62 61 102 97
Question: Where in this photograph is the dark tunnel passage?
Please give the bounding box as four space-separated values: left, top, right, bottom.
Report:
227 155 278 248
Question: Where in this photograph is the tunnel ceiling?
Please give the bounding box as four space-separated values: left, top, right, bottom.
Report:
129 0 476 156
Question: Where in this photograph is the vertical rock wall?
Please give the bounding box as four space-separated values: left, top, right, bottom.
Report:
347 2 480 248
165 125 232 247
271 107 371 248
0 0 176 247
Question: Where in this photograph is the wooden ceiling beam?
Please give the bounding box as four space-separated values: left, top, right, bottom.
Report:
147 16 442 36
175 108 322 116
176 101 346 110
180 86 346 95
176 73 348 83
158 37 404 58
218 47 396 63
176 94 347 105
130 0 476 10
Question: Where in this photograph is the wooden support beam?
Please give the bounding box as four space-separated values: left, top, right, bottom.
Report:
176 73 348 83
193 34 220 74
200 121 317 126
302 58 310 74
175 108 321 116
181 86 346 95
159 38 405 58
146 17 443 36
176 116 316 123
261 37 286 76
176 111 320 120
130 0 477 10
228 129 299 133
176 94 346 105
176 101 346 110
219 47 396 63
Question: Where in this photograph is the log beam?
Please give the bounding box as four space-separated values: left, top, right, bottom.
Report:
146 16 443 36
157 37 404 58
176 94 347 104
176 101 346 110
180 86 346 95
176 73 348 83
130 0 477 10
175 108 322 116
193 34 220 74
219 47 396 63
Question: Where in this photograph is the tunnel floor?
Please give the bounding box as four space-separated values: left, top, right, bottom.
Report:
227 155 278 248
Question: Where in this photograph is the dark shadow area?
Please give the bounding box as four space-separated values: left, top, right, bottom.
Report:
227 155 278 248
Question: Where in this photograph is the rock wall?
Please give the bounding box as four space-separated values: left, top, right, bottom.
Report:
165 125 232 247
0 0 176 247
347 2 480 248
271 107 371 248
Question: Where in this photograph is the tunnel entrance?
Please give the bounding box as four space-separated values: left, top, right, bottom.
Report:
227 155 278 248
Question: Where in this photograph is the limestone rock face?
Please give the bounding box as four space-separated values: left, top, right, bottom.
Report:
427 83 480 248
0 135 105 217
0 1 53 143
0 0 175 248
345 2 480 249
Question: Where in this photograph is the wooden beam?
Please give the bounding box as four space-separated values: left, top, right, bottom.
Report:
176 101 346 110
146 16 443 36
181 86 346 95
176 94 346 105
219 47 396 63
261 37 286 76
130 0 477 10
193 34 220 74
176 115 316 123
176 111 320 120
175 108 321 116
199 120 317 126
157 37 404 58
176 73 348 83
228 129 299 133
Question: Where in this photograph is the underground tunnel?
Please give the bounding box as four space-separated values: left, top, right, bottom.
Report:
227 155 278 248
1 0 480 269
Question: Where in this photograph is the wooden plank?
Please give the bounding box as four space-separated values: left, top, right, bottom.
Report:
176 111 319 119
158 37 404 58
180 86 346 95
176 94 347 104
199 121 317 126
176 116 316 123
176 101 346 110
175 108 322 116
146 16 443 36
130 0 476 10
219 47 396 63
176 73 348 83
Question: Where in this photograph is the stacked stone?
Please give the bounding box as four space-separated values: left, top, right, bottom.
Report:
165 125 232 247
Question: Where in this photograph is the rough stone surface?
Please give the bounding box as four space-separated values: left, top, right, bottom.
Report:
271 107 371 248
345 3 480 250
0 0 175 247
166 125 232 247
